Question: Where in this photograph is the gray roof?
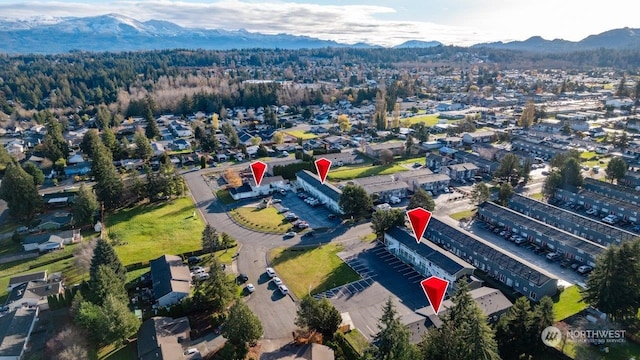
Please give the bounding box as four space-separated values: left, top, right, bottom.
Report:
426 218 556 287
296 170 342 203
0 307 38 357
387 227 474 276
138 316 190 360
6 280 62 306
583 177 640 200
8 271 46 287
150 255 191 300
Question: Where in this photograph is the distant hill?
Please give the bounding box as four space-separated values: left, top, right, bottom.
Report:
473 27 640 52
0 13 363 54
394 40 442 48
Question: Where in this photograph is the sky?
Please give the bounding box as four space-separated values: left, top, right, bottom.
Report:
1 0 640 46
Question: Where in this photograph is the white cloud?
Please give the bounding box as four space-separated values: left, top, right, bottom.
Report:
0 0 495 46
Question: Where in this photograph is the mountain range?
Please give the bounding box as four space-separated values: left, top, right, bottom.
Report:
0 14 637 54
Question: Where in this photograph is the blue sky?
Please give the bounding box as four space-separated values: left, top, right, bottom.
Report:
1 0 639 46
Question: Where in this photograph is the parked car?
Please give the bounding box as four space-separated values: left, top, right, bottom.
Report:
195 272 210 281
187 256 202 265
514 237 527 245
237 273 249 283
546 252 562 261
577 265 593 275
284 231 297 238
278 284 289 295
184 348 200 356
273 277 283 286
266 267 276 278
586 208 597 215
389 196 401 204
246 283 255 293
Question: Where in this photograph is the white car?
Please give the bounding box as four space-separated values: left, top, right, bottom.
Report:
195 272 210 281
246 283 255 293
266 267 276 278
184 348 200 356
190 266 205 273
278 284 289 295
273 277 283 286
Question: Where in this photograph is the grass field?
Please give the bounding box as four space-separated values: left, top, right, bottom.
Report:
553 285 588 322
344 329 370 355
405 114 441 126
326 164 408 181
99 341 137 360
229 206 291 234
106 197 205 266
286 130 318 140
269 244 360 298
529 193 544 200
580 151 597 160
449 209 477 221
216 188 235 204
397 157 426 166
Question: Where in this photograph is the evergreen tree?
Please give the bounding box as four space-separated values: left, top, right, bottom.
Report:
101 294 140 343
0 162 43 220
560 157 583 187
89 239 126 285
470 182 490 205
201 224 220 253
101 127 119 158
496 297 535 358
367 298 418 360
498 183 514 206
192 257 236 311
87 265 128 306
295 297 342 339
43 119 69 162
81 129 101 159
0 145 12 171
406 188 435 211
21 161 44 186
371 208 405 239
221 301 263 359
338 184 372 218
72 184 99 226
145 116 160 140
605 157 627 183
134 131 153 161
91 141 124 210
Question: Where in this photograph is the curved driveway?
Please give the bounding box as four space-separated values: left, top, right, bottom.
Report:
182 169 370 341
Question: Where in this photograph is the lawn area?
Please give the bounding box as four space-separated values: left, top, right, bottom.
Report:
530 192 544 200
580 151 597 160
229 206 291 234
344 329 370 355
326 164 408 181
557 336 640 360
553 285 588 322
106 197 205 266
99 341 137 360
216 188 235 204
396 157 426 166
269 244 360 298
360 233 377 242
286 130 318 140
405 114 441 126
449 209 477 221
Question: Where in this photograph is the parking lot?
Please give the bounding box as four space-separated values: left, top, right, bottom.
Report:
324 241 430 340
275 191 341 230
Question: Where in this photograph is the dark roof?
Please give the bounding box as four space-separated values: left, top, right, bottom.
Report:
0 307 38 357
137 316 190 360
583 177 640 200
6 280 62 305
8 271 47 287
150 255 191 300
426 218 556 287
561 187 640 215
509 194 636 245
387 227 473 276
479 202 606 258
296 170 342 203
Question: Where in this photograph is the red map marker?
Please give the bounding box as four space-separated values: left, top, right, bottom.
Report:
420 276 449 315
250 161 267 187
406 207 432 243
315 158 332 184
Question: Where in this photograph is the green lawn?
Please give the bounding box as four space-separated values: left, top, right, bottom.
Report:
580 151 597 160
286 130 318 140
530 192 544 200
269 244 361 298
344 329 370 355
229 206 291 234
99 341 137 360
326 164 408 181
449 209 477 221
106 197 205 266
396 157 426 166
216 188 235 204
360 233 377 242
554 285 588 322
405 114 441 126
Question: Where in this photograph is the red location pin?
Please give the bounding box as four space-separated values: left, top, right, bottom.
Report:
250 161 267 187
406 207 432 243
315 158 332 184
420 276 449 315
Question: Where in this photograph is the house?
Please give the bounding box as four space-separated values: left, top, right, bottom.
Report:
151 142 166 156
169 121 192 137
425 217 558 301
296 170 343 214
438 137 463 148
462 131 496 144
22 229 82 252
150 255 191 307
405 287 513 343
34 212 74 232
353 176 410 202
478 202 605 267
454 152 499 175
426 154 447 172
173 139 191 151
627 118 640 132
384 227 475 288
67 153 85 164
137 316 191 360
5 279 63 311
64 161 91 176
399 173 451 192
7 272 47 292
446 163 479 182
0 307 39 360
228 176 286 201
276 343 335 360
582 177 640 206
436 102 464 111
364 142 405 158
317 153 364 167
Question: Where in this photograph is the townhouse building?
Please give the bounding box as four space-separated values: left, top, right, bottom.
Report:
555 188 640 224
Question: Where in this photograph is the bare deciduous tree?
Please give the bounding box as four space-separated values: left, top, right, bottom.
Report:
73 239 97 274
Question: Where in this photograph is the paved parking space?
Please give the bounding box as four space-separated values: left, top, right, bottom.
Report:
277 191 340 229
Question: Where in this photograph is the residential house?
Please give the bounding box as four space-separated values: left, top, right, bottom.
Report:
399 172 451 192
462 131 496 144
627 118 640 132
22 229 82 252
353 176 410 202
173 139 191 151
137 316 191 360
425 154 448 172
0 307 39 360
436 102 464 111
478 202 605 267
169 121 192 137
151 142 166 156
4 140 24 155
7 272 47 292
150 255 191 307
34 212 74 231
446 163 479 182
384 227 475 288
64 161 91 176
509 194 636 247
5 279 63 311
276 343 335 360
405 287 513 343
438 137 463 148
364 142 405 159
425 218 558 301
511 138 563 159
296 170 343 214
453 152 499 175
229 176 286 201
317 153 363 167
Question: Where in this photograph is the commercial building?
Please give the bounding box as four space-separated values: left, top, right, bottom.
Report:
296 170 343 214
